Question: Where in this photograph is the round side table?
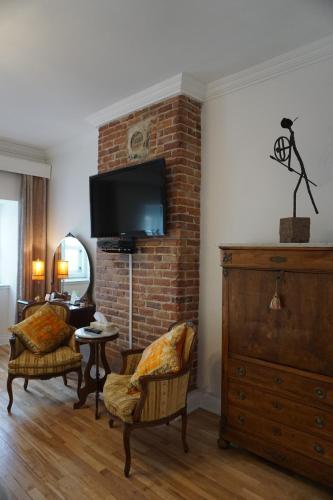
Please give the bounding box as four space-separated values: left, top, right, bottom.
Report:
73 327 119 419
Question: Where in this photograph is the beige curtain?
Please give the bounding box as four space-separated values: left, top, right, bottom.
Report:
17 175 48 301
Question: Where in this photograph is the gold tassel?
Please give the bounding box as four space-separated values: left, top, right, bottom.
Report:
269 292 282 310
269 275 283 310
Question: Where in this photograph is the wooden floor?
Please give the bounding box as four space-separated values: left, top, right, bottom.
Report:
0 347 332 500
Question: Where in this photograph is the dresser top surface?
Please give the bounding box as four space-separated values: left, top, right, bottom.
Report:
220 243 333 250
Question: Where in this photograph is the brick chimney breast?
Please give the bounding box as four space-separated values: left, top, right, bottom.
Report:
95 95 201 386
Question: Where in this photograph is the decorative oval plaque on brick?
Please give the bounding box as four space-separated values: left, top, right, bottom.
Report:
127 119 151 160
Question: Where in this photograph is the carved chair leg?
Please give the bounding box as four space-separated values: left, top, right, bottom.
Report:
63 374 68 386
24 378 28 391
123 424 132 477
7 375 14 413
181 410 189 453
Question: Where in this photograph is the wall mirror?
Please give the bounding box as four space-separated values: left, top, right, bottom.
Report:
52 233 92 302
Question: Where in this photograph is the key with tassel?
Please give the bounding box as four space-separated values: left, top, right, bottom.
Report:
270 274 283 310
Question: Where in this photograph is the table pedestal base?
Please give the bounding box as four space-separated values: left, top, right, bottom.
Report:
74 341 111 419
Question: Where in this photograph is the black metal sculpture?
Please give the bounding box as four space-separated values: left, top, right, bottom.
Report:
270 117 318 217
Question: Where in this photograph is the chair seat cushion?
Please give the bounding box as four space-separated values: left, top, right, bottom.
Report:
103 373 141 423
8 346 82 376
9 304 73 355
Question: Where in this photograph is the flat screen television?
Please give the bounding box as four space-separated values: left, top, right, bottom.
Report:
90 158 166 238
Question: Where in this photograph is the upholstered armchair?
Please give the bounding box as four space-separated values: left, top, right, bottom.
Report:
7 302 82 412
103 320 197 477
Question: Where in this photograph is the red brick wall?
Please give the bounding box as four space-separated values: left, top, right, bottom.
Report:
95 95 201 385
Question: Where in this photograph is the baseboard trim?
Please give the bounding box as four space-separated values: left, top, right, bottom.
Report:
188 389 220 415
187 389 202 413
200 392 221 415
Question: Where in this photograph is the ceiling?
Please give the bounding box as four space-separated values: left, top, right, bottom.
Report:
1 0 333 149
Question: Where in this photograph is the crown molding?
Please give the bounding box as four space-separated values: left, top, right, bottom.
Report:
206 34 333 100
0 137 48 164
86 72 205 128
180 73 206 102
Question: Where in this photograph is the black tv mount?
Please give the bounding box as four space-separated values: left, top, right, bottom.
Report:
97 237 136 254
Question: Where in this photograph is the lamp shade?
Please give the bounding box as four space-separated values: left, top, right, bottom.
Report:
57 260 69 279
32 259 45 281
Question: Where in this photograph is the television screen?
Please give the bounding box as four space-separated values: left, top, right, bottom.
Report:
90 158 166 238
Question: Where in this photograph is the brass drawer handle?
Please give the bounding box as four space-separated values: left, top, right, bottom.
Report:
236 366 246 377
272 400 283 410
314 417 326 428
315 387 326 400
314 443 324 455
273 376 283 385
270 256 287 263
223 253 232 264
238 391 246 400
237 415 245 425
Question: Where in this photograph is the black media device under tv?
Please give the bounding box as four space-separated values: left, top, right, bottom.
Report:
90 158 166 250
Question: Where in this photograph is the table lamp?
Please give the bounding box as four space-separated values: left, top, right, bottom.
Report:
32 258 45 302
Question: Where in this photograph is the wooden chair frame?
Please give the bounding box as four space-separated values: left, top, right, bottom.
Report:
106 320 197 477
7 302 82 413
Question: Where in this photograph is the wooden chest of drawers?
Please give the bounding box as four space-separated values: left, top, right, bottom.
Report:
219 245 333 488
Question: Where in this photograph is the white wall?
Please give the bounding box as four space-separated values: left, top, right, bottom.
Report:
199 57 333 404
47 130 98 292
0 171 21 200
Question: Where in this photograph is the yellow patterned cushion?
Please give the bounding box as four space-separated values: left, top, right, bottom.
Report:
128 323 186 392
103 373 141 423
9 304 73 355
8 346 82 375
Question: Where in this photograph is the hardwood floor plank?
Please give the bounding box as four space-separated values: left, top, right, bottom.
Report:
0 346 332 500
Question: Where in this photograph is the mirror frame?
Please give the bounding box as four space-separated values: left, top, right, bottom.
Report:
51 233 93 303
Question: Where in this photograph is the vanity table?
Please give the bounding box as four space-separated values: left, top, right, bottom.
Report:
18 233 96 328
17 300 96 328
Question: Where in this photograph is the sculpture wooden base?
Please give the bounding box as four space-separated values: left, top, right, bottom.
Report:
279 217 310 243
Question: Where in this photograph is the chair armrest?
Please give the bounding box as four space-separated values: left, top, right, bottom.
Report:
133 368 191 423
66 327 80 353
8 334 25 360
120 349 144 375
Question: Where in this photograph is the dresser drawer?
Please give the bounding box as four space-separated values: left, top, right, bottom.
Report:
228 356 333 410
220 246 333 272
228 381 333 439
221 427 333 488
228 406 333 467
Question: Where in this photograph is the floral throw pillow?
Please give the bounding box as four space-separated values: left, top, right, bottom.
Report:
9 304 73 355
128 323 187 392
